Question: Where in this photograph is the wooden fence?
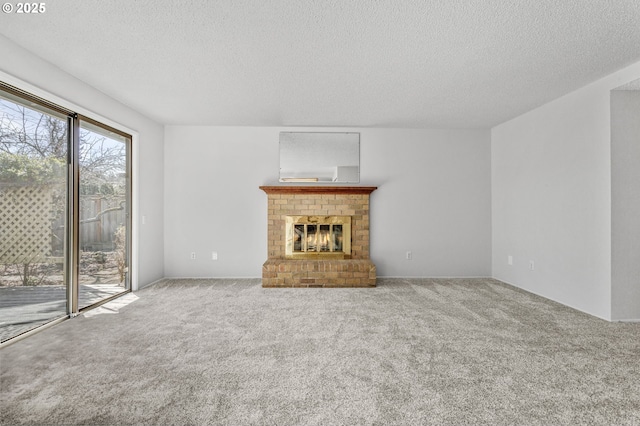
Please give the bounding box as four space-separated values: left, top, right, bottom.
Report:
78 196 126 251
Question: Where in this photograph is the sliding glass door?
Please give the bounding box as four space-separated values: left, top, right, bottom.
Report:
0 84 131 343
78 119 131 309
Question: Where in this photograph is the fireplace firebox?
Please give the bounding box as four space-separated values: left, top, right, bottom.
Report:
286 216 351 259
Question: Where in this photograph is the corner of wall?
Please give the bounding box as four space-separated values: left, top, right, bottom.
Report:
490 60 640 321
1 35 166 289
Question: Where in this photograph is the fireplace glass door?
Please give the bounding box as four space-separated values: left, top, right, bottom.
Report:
293 224 343 253
286 216 351 259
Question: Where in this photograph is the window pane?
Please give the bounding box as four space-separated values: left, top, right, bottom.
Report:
0 93 68 342
78 120 130 309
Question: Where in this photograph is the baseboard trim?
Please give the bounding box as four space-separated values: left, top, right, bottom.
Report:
137 277 168 290
162 276 262 280
491 277 612 322
379 276 494 279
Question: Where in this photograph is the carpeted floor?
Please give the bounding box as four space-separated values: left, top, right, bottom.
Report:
1 278 639 425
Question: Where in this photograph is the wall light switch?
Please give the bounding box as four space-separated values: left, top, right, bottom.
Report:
508 255 513 265
212 252 218 261
142 215 146 225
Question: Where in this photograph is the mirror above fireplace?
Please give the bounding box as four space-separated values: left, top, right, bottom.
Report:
279 132 360 183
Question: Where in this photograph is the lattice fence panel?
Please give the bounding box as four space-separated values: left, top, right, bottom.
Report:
0 184 56 264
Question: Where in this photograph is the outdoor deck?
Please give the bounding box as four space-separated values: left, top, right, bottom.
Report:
0 283 125 342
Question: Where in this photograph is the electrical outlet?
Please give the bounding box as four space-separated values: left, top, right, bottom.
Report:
406 251 412 260
529 260 535 270
190 252 196 260
212 251 218 261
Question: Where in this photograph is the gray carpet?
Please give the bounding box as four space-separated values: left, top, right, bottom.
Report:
1 278 639 425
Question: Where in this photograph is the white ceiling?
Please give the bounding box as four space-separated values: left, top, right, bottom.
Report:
1 0 640 128
614 78 640 90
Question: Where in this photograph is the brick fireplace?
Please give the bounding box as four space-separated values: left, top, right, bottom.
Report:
260 186 377 287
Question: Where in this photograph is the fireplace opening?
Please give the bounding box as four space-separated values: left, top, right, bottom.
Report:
286 216 351 259
294 223 343 252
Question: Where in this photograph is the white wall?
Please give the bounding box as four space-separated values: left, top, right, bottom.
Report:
364 128 491 277
611 90 640 321
163 127 273 278
491 61 640 320
0 35 165 289
164 126 491 278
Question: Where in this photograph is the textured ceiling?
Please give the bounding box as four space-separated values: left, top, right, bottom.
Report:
614 78 640 90
1 0 640 128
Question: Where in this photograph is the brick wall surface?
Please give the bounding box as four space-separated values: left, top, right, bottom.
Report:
262 258 376 287
261 188 376 287
266 193 370 259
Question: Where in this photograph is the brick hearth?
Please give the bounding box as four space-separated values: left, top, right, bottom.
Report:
260 186 377 287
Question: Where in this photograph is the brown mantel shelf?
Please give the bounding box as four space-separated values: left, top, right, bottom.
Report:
259 185 377 195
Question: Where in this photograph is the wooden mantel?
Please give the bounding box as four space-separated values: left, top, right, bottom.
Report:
259 186 377 195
